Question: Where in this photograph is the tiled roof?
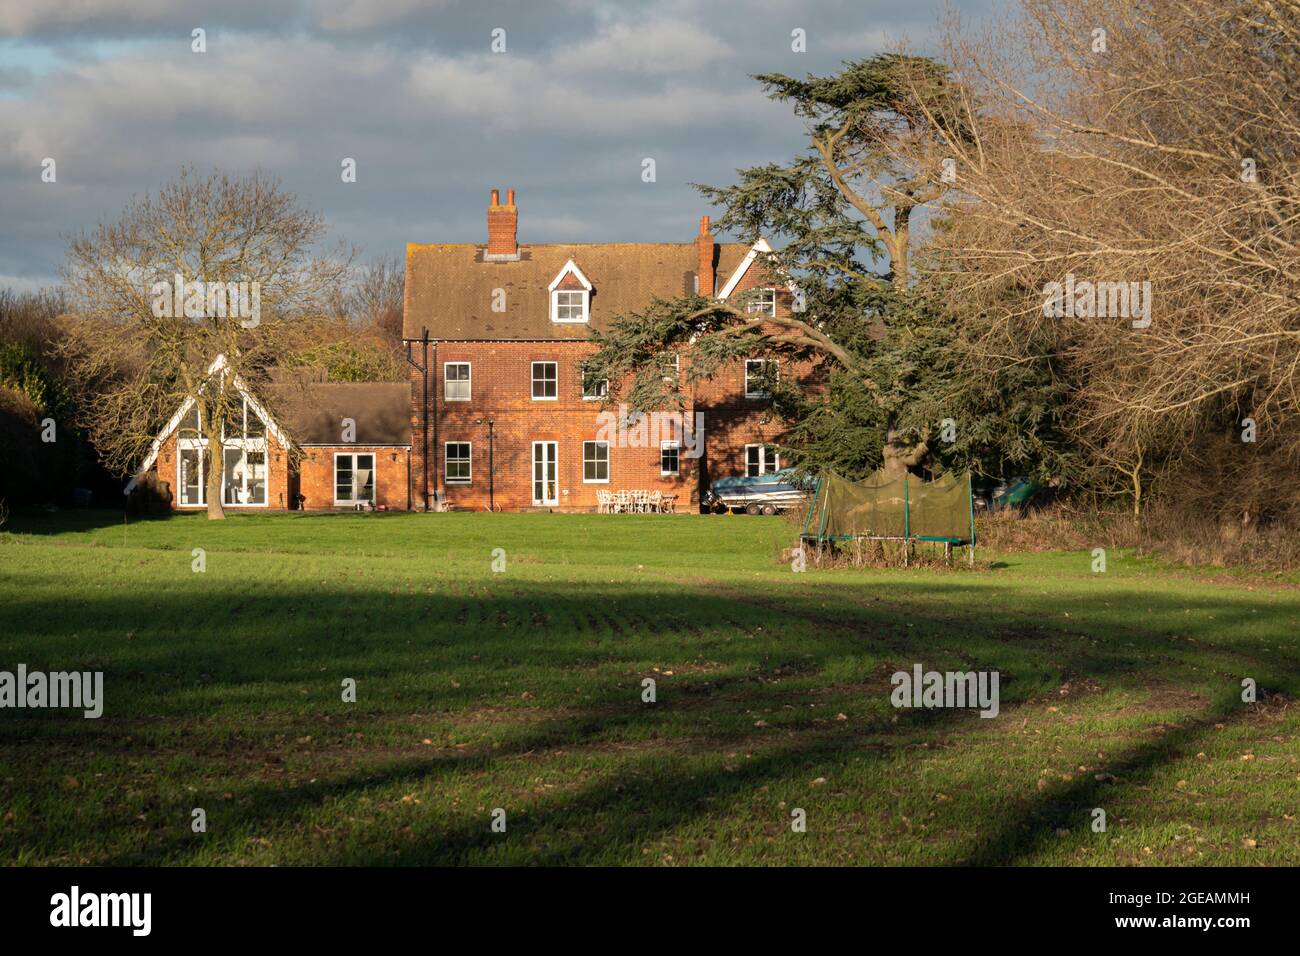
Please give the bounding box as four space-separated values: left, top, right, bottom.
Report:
269 382 410 446
403 242 750 341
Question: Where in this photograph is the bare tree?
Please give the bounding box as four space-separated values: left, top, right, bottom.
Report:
909 0 1300 513
345 256 404 345
59 167 350 518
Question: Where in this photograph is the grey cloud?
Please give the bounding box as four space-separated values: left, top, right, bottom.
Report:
0 0 302 39
0 0 994 286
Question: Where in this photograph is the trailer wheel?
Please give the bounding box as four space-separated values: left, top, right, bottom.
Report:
760 503 778 516
745 503 761 516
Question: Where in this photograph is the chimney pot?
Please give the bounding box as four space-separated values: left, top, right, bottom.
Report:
490 188 500 206
507 188 515 206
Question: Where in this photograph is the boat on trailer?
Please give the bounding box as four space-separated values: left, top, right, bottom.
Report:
703 469 809 514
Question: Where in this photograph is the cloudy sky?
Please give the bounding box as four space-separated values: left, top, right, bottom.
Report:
0 0 995 290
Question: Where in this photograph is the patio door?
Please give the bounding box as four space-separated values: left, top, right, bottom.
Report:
532 441 558 506
223 447 268 506
178 447 206 506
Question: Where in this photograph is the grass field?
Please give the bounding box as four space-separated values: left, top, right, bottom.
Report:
1 510 1297 866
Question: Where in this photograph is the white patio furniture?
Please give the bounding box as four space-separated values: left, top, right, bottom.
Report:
601 489 677 513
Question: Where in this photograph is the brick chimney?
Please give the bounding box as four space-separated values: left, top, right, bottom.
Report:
696 215 715 296
486 188 519 259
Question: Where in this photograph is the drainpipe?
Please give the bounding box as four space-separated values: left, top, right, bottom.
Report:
404 327 431 511
431 336 440 509
475 417 497 512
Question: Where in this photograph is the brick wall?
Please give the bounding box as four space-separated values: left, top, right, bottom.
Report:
297 446 410 511
412 340 698 512
405 259 822 512
151 432 409 512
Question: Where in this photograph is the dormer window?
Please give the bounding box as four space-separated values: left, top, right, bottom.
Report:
547 259 592 324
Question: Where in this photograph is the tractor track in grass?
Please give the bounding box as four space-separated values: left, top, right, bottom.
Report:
691 575 1264 683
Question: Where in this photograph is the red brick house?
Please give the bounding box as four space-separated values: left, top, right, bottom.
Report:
280 382 411 512
125 355 410 511
403 189 809 512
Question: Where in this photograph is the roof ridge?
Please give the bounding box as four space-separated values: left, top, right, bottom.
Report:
406 241 752 249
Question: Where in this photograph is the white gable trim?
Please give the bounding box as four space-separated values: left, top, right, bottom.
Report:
546 258 593 292
123 353 292 495
123 396 198 494
716 237 773 300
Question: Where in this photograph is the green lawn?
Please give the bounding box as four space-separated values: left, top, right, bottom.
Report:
0 510 1296 865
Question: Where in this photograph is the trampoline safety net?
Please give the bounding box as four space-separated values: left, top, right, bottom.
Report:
801 470 975 544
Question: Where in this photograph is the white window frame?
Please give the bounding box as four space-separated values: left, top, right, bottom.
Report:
746 287 777 317
582 440 610 483
444 362 471 402
178 404 202 441
444 441 472 484
220 397 265 443
532 441 559 505
552 289 589 323
176 399 270 508
221 445 269 508
745 444 780 477
176 446 206 507
660 441 680 477
334 452 376 506
531 361 558 401
221 398 269 507
745 359 776 398
582 373 609 401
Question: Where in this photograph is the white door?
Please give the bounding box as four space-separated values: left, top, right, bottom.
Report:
532 441 558 506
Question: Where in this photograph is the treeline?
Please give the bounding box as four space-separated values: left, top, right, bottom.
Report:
914 0 1300 528
585 0 1298 541
0 259 405 510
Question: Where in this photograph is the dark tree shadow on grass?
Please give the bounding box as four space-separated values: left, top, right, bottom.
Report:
1 575 1296 865
955 689 1272 865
